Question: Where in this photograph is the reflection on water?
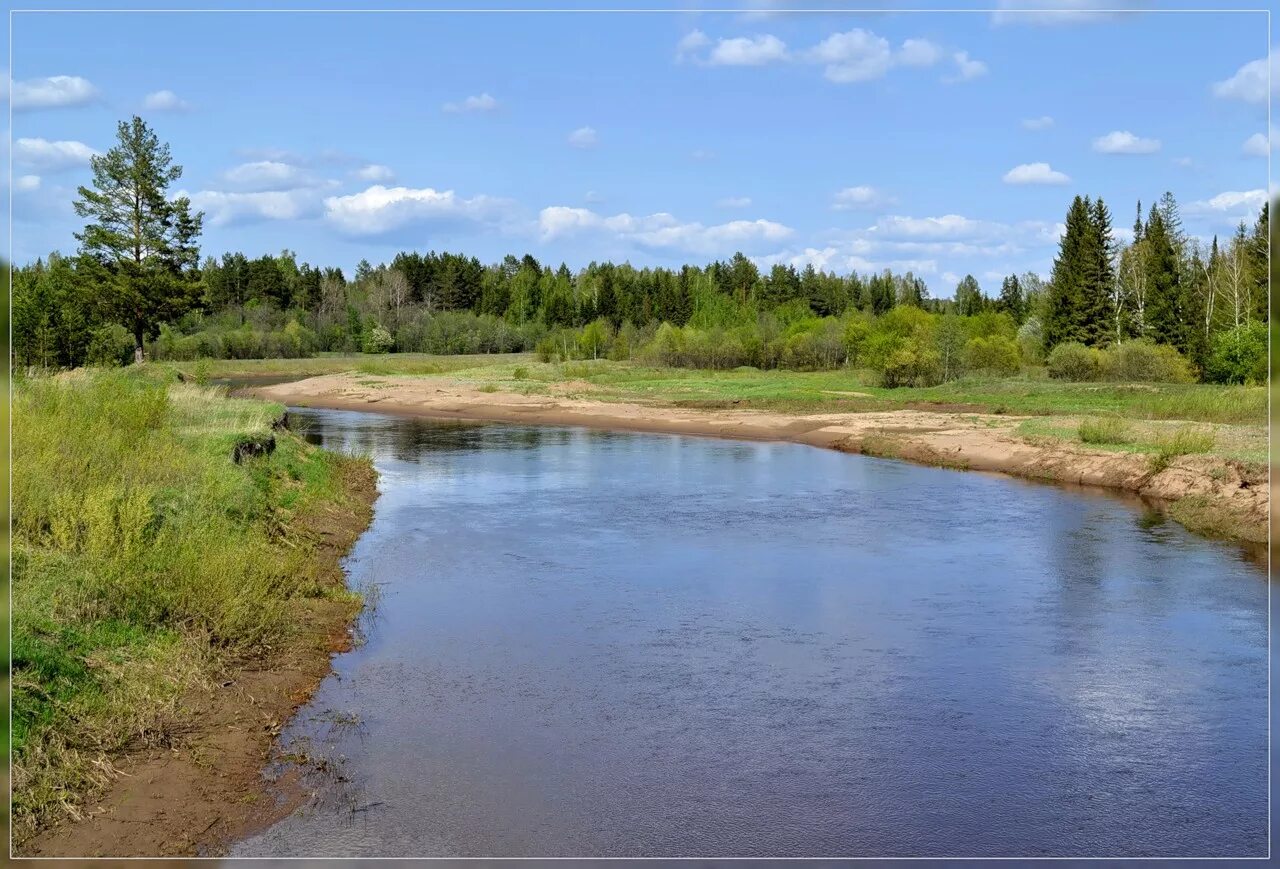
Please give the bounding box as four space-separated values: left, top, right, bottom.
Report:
234 407 1267 858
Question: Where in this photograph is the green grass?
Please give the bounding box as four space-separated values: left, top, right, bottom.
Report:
1078 416 1133 445
12 367 372 839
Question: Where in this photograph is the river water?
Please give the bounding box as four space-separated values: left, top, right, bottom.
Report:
232 407 1267 858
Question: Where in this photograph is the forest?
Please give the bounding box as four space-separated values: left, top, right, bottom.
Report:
11 117 1271 386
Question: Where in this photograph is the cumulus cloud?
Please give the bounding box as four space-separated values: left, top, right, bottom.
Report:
681 27 973 85
675 29 711 62
947 51 988 82
185 188 324 227
567 126 599 149
716 196 752 208
832 185 893 210
443 93 498 113
538 206 792 255
707 34 789 66
11 75 98 110
1022 115 1054 131
1187 189 1268 215
15 174 41 192
807 29 892 82
1002 162 1070 185
353 163 395 182
1212 54 1273 104
1242 132 1271 157
143 89 190 112
324 184 513 236
897 38 943 67
13 137 97 171
1092 130 1161 154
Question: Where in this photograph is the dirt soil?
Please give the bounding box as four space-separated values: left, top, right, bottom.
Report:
253 373 1269 548
18 459 379 859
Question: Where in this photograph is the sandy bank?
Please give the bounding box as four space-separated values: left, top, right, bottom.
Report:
253 373 1268 548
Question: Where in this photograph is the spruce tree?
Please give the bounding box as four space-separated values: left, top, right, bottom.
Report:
1143 204 1192 353
1080 197 1116 345
1045 195 1089 348
997 274 1025 322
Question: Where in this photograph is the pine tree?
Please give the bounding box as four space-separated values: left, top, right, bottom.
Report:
73 116 203 362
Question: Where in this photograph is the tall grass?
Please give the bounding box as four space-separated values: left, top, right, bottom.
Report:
12 368 370 838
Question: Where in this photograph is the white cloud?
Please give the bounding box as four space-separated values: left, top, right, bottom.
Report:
991 0 1125 26
947 51 988 83
324 184 513 236
756 246 939 276
1002 162 1070 185
353 163 395 182
13 137 97 171
869 214 984 239
807 30 892 83
584 190 605 204
185 188 323 227
1212 54 1273 104
1187 189 1268 214
15 174 40 192
1022 115 1054 131
538 205 792 255
221 160 328 191
143 89 190 112
567 126 598 149
11 75 98 110
708 34 789 67
1172 156 1194 168
675 30 710 61
1092 130 1161 154
832 185 893 210
1242 132 1272 157
897 38 943 67
716 196 752 208
442 93 498 114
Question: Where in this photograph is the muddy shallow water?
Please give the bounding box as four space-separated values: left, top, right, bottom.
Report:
232 407 1267 858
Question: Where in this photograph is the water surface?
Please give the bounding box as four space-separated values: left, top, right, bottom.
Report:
234 407 1267 858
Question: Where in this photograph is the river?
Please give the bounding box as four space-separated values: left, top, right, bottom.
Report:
232 406 1267 858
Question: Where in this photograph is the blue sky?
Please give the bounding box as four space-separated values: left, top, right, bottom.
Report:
6 2 1273 297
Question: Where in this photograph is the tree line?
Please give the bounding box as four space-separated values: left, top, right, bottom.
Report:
10 116 1270 386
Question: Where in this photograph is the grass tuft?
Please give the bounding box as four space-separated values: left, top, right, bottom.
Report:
1078 416 1133 445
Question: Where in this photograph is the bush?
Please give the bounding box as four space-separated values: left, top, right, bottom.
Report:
1047 341 1103 381
362 324 394 354
877 338 942 388
962 335 1022 375
1017 317 1045 363
1079 416 1132 445
1204 322 1267 385
1104 340 1194 383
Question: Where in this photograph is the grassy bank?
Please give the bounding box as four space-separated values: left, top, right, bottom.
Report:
12 367 375 841
186 352 1266 437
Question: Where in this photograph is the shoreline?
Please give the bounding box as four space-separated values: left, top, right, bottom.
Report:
19 448 380 858
249 373 1269 552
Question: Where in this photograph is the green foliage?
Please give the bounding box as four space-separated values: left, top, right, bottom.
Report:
1103 340 1194 383
1204 322 1267 384
1079 416 1133 445
1153 427 1216 464
362 324 395 354
1047 341 1104 381
85 323 134 367
962 334 1022 375
12 370 369 834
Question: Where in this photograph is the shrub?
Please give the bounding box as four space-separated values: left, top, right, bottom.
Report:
1079 416 1133 445
512 366 529 380
1105 340 1194 383
1047 341 1103 381
1017 317 1045 363
1204 322 1267 385
362 324 394 354
962 334 1022 375
877 338 942 388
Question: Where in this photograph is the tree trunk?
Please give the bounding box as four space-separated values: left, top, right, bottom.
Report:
134 318 145 364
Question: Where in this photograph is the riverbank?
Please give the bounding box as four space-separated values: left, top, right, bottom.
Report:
13 369 378 857
246 368 1268 548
